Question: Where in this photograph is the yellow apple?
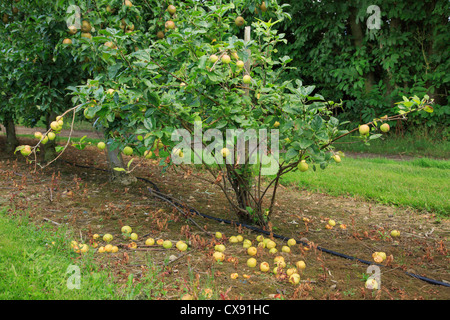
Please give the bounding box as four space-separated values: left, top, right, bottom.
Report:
247 258 257 268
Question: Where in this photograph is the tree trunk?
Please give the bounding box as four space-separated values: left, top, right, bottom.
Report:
3 113 19 154
105 142 137 185
349 7 375 94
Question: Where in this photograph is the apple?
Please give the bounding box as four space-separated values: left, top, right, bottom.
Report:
167 4 176 15
390 230 400 237
247 246 257 256
19 145 32 157
97 142 106 150
68 25 77 34
256 235 264 242
209 54 219 63
274 256 286 268
258 242 266 249
81 32 92 40
81 20 91 33
236 60 244 69
221 54 231 64
359 124 370 135
260 1 267 12
298 160 308 172
235 16 245 27
274 121 280 128
93 234 100 240
365 278 379 290
295 261 306 270
80 244 89 253
103 234 113 242
247 258 257 268
380 123 390 133
332 154 341 163
47 132 56 141
236 235 243 242
123 146 133 156
260 262 270 272
124 0 133 7
266 240 276 249
243 74 252 84
41 136 48 145
176 241 188 251
104 244 113 252
269 248 278 254
129 242 137 249
144 150 153 159
63 38 72 45
215 231 223 239
145 238 155 246
163 240 172 249
213 251 225 262
229 236 239 244
215 244 226 252
272 266 281 274
221 148 230 158
328 219 336 227
281 246 291 253
289 273 300 285
130 233 138 241
230 273 239 279
111 246 119 253
157 31 165 39
34 132 43 140
50 121 61 131
287 238 296 247
165 20 175 29
98 246 105 253
286 268 297 276
242 239 252 248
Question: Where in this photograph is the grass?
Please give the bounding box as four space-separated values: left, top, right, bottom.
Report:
281 157 450 216
334 127 449 159
0 207 167 299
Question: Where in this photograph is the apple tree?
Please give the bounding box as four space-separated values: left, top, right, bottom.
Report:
15 0 433 227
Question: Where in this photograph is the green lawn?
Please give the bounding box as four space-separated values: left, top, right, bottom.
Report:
0 208 166 299
282 157 450 216
334 128 449 159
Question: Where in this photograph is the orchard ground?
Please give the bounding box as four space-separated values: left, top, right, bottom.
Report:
0 133 449 300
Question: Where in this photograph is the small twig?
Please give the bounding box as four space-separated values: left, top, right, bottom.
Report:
43 217 61 225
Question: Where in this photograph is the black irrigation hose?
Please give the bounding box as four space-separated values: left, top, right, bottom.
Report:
62 160 450 288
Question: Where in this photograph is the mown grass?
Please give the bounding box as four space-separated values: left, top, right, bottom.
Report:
281 157 450 216
0 207 167 300
334 127 449 159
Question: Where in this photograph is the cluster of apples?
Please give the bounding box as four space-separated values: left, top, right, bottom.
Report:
358 121 390 137
212 232 307 285
17 116 65 158
208 52 250 86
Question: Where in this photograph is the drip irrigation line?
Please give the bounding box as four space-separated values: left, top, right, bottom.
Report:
61 159 450 288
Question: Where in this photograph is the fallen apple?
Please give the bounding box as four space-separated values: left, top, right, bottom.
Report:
295 260 306 270
260 262 270 272
289 273 300 285
104 244 113 252
157 239 164 246
230 273 239 279
328 219 336 227
281 246 291 253
247 246 257 256
121 226 132 234
215 231 223 239
287 238 296 247
213 251 225 262
145 238 155 246
242 239 252 248
365 278 379 290
103 234 113 242
269 248 278 254
215 244 226 252
247 257 257 268
163 240 173 249
229 236 239 244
